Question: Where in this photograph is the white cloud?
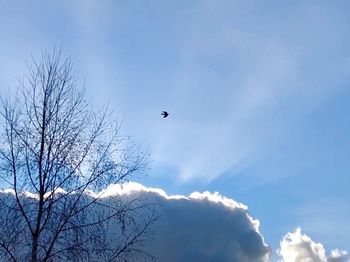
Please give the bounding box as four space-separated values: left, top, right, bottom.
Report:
2 183 349 262
328 250 350 262
278 228 350 262
0 182 270 261
101 182 270 261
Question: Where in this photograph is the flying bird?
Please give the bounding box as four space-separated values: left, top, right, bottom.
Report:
161 111 169 118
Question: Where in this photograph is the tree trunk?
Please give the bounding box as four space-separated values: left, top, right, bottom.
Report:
31 234 39 262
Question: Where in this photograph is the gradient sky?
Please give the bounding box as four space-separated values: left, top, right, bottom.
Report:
0 0 349 257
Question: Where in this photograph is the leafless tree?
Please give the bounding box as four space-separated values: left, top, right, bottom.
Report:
0 50 156 262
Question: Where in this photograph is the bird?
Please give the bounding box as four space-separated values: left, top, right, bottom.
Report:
161 111 169 118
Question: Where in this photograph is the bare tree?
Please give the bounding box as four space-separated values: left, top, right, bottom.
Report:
0 50 156 261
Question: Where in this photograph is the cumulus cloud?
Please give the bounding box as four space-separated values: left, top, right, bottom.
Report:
104 182 270 262
0 182 270 261
3 183 350 262
278 228 350 262
328 250 350 262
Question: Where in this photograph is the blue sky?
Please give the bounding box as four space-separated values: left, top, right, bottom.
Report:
1 0 350 258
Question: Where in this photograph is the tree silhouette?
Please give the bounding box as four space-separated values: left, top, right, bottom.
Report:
0 50 156 262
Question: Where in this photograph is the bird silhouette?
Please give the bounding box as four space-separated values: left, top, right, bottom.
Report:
161 111 169 118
